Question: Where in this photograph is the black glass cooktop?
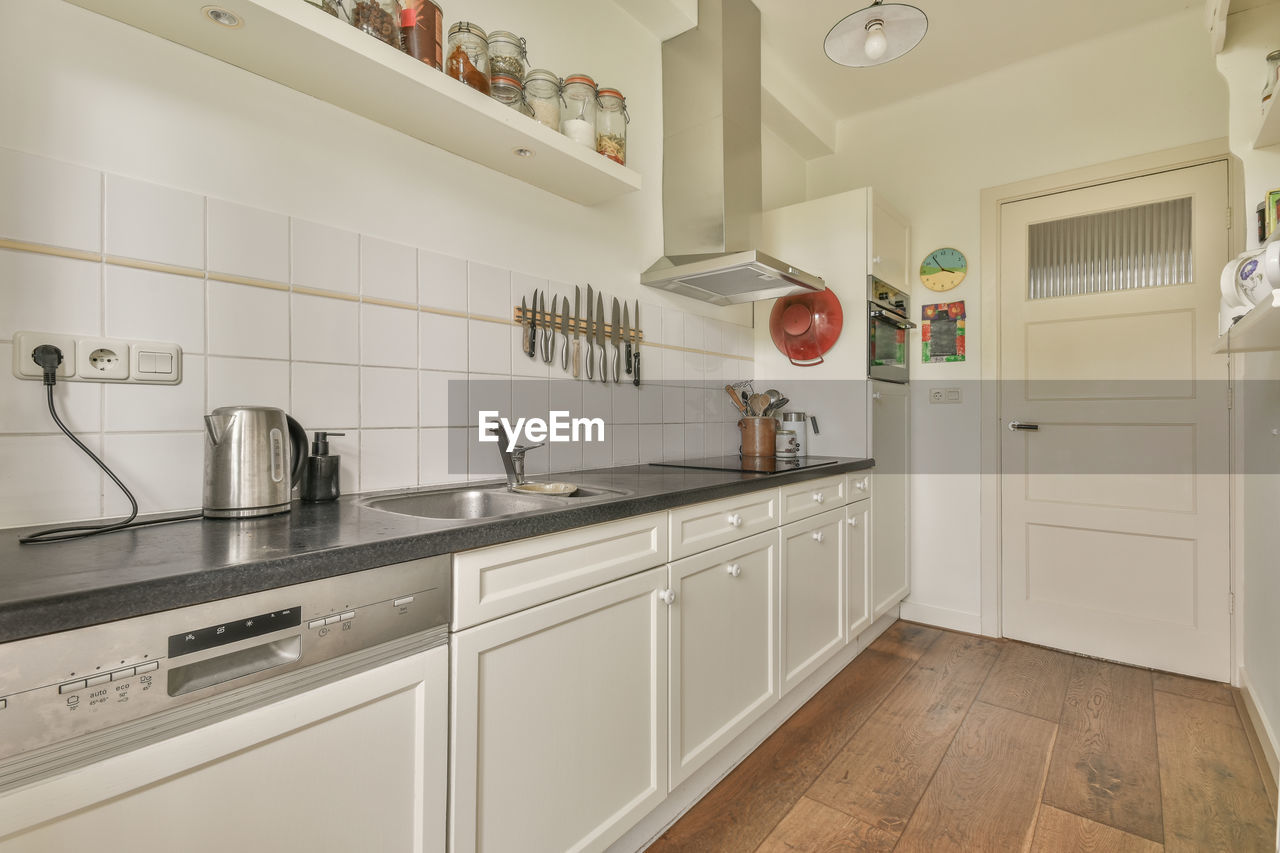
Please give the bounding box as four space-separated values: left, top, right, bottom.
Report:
649 455 841 475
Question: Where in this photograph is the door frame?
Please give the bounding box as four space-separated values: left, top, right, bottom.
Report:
977 139 1245 669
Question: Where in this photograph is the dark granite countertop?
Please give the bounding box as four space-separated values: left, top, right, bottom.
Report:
0 458 873 644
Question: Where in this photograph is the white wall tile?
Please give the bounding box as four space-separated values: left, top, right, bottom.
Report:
0 148 100 252
582 381 611 424
685 422 705 458
360 366 417 428
510 272 546 316
292 362 358 429
324 431 360 496
360 304 417 367
0 250 100 335
419 427 468 484
549 435 581 473
207 281 289 359
420 312 467 372
360 428 418 492
549 379 582 422
684 314 705 351
704 424 724 456
581 428 612 470
467 376 510 426
467 320 510 375
703 320 722 355
104 175 204 268
468 263 511 318
611 384 639 424
662 309 683 350
683 387 705 423
662 383 685 426
0 434 102 527
207 199 288 282
637 301 662 345
638 383 662 425
511 378 549 421
612 424 639 465
638 424 662 463
662 423 684 461
102 432 204 515
662 347 684 385
104 265 205 353
105 354 205 432
207 356 290 411
291 293 358 364
360 235 416 303
510 325 550 378
0 342 101 433
467 427 506 481
419 370 467 428
291 219 358 295
418 250 467 313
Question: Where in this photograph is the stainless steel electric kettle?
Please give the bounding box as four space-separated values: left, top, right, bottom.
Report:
202 406 309 518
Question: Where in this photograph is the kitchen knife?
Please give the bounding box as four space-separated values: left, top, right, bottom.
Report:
610 298 622 383
595 292 607 383
527 289 538 358
558 295 570 371
572 285 582 379
539 291 553 363
521 295 532 358
584 284 595 380
622 302 632 375
632 300 640 388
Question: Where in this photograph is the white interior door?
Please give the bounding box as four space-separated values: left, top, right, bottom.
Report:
999 161 1231 680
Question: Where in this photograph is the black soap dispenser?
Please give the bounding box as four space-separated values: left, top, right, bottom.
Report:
301 431 345 502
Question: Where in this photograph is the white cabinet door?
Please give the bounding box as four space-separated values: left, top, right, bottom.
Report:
869 194 909 289
0 647 447 853
779 508 846 695
668 530 779 789
451 568 668 853
870 382 910 618
846 499 872 640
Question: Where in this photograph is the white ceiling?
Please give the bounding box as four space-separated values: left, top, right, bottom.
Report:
757 0 1196 120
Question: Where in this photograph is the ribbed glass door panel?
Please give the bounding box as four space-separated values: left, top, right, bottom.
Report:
1027 196 1192 299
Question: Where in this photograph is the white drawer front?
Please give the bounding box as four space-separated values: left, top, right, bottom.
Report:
846 471 872 502
779 474 847 525
668 489 780 560
453 512 667 630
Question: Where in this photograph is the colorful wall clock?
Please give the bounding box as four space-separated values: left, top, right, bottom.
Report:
920 247 967 292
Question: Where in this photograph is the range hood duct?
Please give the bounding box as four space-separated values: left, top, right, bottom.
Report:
642 0 824 306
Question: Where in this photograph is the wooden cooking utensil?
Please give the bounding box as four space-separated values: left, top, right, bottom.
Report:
725 385 748 415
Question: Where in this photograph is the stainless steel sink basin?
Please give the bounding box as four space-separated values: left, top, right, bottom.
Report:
362 484 631 521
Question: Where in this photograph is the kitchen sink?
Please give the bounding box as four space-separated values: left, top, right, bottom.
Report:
362 484 630 520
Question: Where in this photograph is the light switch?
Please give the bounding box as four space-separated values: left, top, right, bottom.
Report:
139 352 157 373
156 353 173 373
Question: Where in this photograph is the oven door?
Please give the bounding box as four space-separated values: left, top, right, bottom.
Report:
868 304 916 384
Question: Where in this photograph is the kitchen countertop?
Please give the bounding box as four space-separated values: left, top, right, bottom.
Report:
0 458 873 644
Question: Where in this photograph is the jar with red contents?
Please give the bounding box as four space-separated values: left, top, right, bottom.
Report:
446 21 490 95
595 86 628 165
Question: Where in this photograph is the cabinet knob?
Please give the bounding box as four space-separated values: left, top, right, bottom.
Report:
873 255 882 265
856 478 868 490
872 391 882 400
727 513 742 528
659 589 676 606
726 563 741 578
812 492 825 504
812 531 825 543
847 517 858 527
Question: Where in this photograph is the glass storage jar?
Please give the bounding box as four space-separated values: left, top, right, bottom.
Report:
560 74 598 148
446 21 491 95
490 74 533 117
487 31 527 82
345 0 402 47
524 69 562 131
595 86 628 165
400 0 443 68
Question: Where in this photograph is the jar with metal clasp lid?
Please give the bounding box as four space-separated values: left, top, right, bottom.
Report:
490 74 533 117
524 69 563 131
341 0 402 47
560 74 597 148
487 31 527 82
446 21 491 95
595 86 628 165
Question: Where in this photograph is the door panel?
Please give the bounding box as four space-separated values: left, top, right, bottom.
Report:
998 160 1230 680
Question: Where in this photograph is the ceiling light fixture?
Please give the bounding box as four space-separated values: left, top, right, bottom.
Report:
202 5 243 28
824 0 927 68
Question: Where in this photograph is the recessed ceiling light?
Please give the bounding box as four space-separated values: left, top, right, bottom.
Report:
202 6 243 28
513 147 535 158
825 0 927 68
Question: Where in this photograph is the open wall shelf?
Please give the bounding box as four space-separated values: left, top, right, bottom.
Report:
65 0 642 206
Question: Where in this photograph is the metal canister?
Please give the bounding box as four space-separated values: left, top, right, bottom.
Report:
776 429 799 459
781 411 814 457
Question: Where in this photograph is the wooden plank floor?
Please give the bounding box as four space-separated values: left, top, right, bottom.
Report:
652 622 1278 852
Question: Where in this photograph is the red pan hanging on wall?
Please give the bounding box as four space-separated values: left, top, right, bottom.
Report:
769 288 843 366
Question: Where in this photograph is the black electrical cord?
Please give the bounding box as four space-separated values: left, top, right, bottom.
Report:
19 347 201 544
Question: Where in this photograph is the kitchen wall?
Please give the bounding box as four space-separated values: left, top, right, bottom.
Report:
803 8 1228 631
1217 1 1280 782
0 0 753 529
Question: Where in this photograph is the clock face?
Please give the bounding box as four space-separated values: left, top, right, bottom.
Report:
921 247 967 291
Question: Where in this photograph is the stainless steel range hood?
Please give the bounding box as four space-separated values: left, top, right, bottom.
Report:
642 0 824 306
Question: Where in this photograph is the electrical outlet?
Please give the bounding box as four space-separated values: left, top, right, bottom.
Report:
929 386 962 404
929 388 945 404
12 332 77 380
77 338 130 380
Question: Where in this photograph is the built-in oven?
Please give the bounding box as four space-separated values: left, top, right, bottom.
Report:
868 277 916 384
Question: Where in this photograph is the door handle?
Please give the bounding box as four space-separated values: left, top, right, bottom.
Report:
1008 421 1040 431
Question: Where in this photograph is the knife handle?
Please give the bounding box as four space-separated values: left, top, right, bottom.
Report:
599 347 608 384
625 342 633 374
612 346 621 383
572 338 581 378
585 342 594 380
632 351 640 387
560 335 569 371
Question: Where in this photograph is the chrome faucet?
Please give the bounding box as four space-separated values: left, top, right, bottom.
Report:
486 423 544 489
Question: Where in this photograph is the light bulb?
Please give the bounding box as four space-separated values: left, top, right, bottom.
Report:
864 21 888 60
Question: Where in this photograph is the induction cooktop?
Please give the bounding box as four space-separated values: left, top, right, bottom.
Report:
649 455 841 475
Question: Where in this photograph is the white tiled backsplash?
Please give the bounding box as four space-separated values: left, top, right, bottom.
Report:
0 148 754 528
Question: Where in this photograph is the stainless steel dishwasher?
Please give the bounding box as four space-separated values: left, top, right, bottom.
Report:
0 556 450 853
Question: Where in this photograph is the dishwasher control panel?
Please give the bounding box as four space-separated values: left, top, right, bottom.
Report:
0 556 450 763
